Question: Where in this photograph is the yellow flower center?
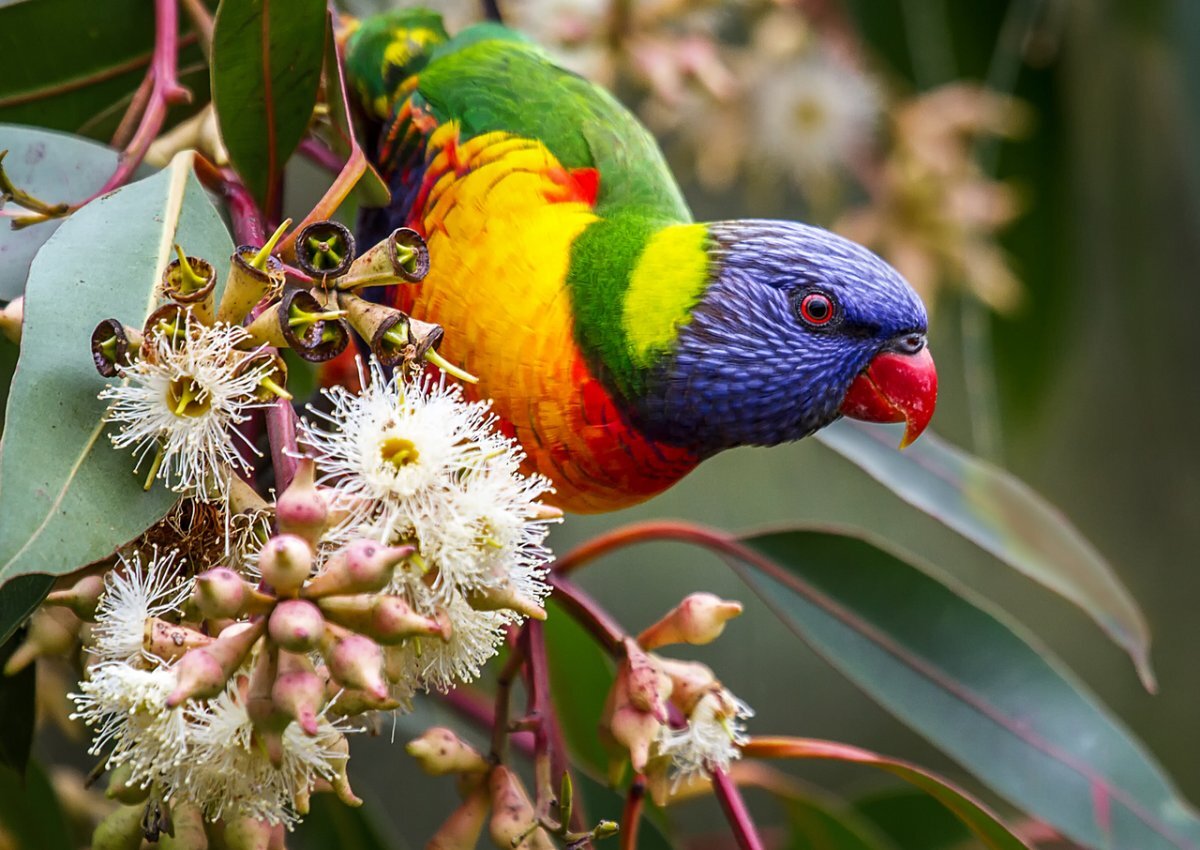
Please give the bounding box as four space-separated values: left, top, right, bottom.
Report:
380 435 420 468
167 377 211 418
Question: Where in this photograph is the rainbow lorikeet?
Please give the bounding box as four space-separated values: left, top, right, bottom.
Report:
343 10 937 514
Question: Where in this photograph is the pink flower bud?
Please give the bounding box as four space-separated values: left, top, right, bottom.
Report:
325 686 400 716
268 599 325 652
319 626 388 701
193 567 249 619
318 594 446 644
143 617 213 662
656 657 718 714
272 651 326 735
622 639 671 722
608 704 662 772
45 573 105 620
4 608 81 675
300 540 412 599
406 727 489 775
258 533 314 597
166 619 265 707
637 592 743 650
274 458 330 547
463 580 546 622
488 766 538 850
326 734 361 807
428 785 490 850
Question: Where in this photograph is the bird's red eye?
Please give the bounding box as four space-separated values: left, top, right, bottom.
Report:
798 292 835 326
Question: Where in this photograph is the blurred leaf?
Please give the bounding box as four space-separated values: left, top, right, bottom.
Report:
854 786 977 850
211 0 328 211
543 598 613 776
295 794 398 850
0 628 35 775
321 13 390 206
0 153 232 634
575 772 673 850
0 0 210 140
0 125 149 300
787 793 898 850
748 737 1026 850
731 529 1200 850
0 760 73 850
0 576 54 650
815 420 1153 690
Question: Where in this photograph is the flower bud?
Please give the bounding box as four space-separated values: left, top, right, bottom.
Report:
143 617 213 662
608 705 661 772
166 619 265 707
274 458 328 547
488 766 538 850
90 318 142 377
326 685 400 716
622 639 671 722
326 733 362 806
637 593 743 650
0 297 23 344
337 227 429 289
319 625 388 701
193 567 248 619
268 599 325 652
216 221 289 326
428 785 490 850
5 608 80 674
105 763 150 805
158 800 207 850
223 814 273 850
90 804 145 850
464 579 546 622
45 573 105 620
272 651 325 735
258 533 313 597
656 657 718 714
406 727 489 776
295 220 356 280
318 594 445 644
301 540 412 598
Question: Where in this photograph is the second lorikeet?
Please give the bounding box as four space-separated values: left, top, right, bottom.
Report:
343 9 937 513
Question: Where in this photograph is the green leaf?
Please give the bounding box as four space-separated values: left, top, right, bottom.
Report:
0 0 210 141
211 0 328 211
0 125 149 300
815 420 1154 690
787 793 898 850
574 772 673 850
0 760 73 850
0 153 233 637
750 737 1025 850
854 787 976 850
732 529 1200 850
0 629 36 776
543 598 613 776
294 794 398 850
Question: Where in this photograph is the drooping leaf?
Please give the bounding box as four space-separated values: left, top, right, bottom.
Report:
854 786 977 850
730 529 1200 850
0 760 73 850
815 420 1153 690
0 629 36 776
543 598 614 777
747 737 1026 850
0 125 149 300
0 152 233 643
211 0 328 211
786 792 898 850
294 794 398 850
0 0 210 141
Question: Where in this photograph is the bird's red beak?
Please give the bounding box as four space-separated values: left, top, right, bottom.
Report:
839 347 938 448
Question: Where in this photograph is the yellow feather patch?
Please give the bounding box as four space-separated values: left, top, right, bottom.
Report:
622 223 710 366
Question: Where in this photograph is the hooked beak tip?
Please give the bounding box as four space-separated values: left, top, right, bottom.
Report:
839 347 938 448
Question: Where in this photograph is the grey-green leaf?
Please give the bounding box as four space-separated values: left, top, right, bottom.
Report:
815 419 1153 690
0 125 146 300
732 529 1200 850
0 154 232 641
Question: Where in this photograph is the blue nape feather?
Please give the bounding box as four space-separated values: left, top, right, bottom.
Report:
633 220 928 456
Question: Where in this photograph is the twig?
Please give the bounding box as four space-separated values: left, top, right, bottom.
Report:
619 776 645 850
491 639 527 761
712 769 766 850
299 137 347 173
265 399 300 493
179 0 215 58
439 687 536 756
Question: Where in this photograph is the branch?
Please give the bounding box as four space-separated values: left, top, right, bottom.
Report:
712 769 766 850
265 399 300 493
619 776 645 850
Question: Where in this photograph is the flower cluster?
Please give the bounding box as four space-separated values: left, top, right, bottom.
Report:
300 359 560 701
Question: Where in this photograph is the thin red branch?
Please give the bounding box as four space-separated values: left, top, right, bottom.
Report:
438 687 536 757
265 399 300 493
194 155 266 244
299 137 347 173
620 775 646 850
712 769 766 850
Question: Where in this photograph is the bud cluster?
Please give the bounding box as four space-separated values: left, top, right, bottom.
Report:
599 593 753 803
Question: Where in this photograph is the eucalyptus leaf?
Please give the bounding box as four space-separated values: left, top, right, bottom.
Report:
543 598 613 776
0 125 150 300
815 420 1154 690
732 529 1200 850
0 629 35 776
0 153 233 643
0 760 73 850
211 0 328 210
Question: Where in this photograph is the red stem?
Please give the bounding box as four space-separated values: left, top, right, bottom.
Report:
439 687 536 756
266 399 300 493
299 137 348 173
620 776 646 850
77 0 192 208
712 769 766 850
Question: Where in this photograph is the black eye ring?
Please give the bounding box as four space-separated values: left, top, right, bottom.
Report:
795 290 837 327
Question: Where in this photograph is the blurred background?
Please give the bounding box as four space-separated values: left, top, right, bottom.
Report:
316 0 1200 844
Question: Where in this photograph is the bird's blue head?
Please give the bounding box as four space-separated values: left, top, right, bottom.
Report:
635 220 937 456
